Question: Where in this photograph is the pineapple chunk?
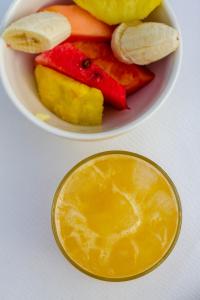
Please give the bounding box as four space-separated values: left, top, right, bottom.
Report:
35 65 104 126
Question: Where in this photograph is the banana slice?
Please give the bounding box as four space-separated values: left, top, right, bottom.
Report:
111 21 141 64
2 12 71 54
111 22 180 65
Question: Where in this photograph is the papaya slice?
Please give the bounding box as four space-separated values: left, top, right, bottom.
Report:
73 41 155 94
41 5 114 42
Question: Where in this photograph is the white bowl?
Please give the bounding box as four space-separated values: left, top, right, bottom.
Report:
0 0 182 141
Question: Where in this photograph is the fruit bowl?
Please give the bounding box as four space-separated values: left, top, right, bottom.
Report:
0 0 182 141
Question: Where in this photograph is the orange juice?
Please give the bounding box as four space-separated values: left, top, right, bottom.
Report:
52 152 181 281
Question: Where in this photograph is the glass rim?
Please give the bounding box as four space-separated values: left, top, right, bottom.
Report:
51 151 182 282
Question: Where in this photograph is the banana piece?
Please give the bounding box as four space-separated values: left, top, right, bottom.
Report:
111 22 180 65
111 21 141 64
2 12 71 54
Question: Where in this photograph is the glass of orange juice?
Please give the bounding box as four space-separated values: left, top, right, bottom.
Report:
52 151 182 281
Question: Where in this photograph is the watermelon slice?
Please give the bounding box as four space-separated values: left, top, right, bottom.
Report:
35 42 127 110
73 41 155 94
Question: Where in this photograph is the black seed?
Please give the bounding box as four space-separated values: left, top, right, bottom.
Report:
81 58 91 69
93 72 102 79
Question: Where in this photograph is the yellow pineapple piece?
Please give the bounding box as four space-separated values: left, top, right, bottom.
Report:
35 65 104 126
74 0 162 25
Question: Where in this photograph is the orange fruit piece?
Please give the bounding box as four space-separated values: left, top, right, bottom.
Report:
41 5 114 41
73 41 155 94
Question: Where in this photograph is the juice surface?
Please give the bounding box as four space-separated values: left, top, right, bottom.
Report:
53 153 180 280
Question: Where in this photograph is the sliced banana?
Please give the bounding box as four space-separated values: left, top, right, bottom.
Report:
2 12 71 54
111 21 141 64
111 22 180 65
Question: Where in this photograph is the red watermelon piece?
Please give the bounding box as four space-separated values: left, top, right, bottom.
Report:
35 42 127 110
73 41 155 94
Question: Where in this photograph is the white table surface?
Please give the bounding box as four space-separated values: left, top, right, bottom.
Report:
0 0 200 299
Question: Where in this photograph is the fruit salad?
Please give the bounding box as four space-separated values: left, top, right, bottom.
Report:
2 0 180 126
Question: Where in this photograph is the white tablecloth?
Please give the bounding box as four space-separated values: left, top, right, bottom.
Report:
0 0 199 299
